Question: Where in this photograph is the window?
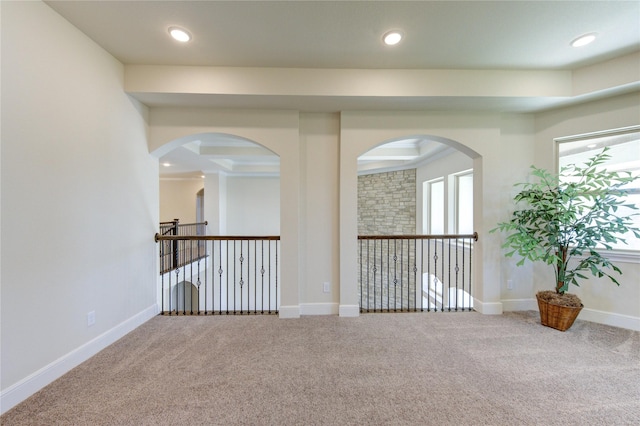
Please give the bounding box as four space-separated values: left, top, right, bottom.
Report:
454 171 473 234
424 178 444 234
422 171 473 235
557 126 640 251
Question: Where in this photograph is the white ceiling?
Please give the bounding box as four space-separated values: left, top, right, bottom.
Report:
160 134 282 178
45 1 640 70
44 0 640 177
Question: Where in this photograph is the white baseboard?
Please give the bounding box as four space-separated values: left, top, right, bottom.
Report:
501 298 640 331
501 298 538 311
300 303 339 316
472 299 503 315
339 304 360 317
278 305 300 319
578 308 640 331
1 304 158 415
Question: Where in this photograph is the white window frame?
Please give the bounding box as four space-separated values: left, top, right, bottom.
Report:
453 169 473 235
423 177 445 234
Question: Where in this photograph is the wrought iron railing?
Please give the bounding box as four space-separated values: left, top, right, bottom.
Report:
158 220 208 274
155 234 280 315
358 233 478 313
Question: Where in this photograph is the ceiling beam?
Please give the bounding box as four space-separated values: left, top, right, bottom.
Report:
126 65 572 99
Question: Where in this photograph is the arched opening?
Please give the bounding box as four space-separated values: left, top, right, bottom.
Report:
170 281 199 314
154 132 281 314
356 135 477 313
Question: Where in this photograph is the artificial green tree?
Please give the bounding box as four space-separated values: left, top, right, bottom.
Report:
493 148 639 301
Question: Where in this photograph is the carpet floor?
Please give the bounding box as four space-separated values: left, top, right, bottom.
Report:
2 311 639 425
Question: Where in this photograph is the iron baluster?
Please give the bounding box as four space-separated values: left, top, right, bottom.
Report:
447 238 451 312
439 238 443 311
268 240 272 314
420 240 424 312
160 241 166 314
174 267 180 315
400 239 404 311
274 239 278 313
253 241 257 314
426 239 431 312
468 237 472 312
172 219 179 271
367 241 382 312
189 242 194 315
454 238 459 311
359 239 363 312
386 238 390 311
261 240 265 315
239 240 244 314
433 240 439 312
414 239 418 312
393 239 398 312
218 241 223 315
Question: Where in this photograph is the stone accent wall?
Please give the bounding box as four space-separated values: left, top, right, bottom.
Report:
357 169 416 235
358 169 417 310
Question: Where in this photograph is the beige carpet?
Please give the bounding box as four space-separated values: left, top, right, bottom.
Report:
2 311 639 425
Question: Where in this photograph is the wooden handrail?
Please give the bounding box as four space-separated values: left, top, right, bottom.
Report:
358 232 478 241
170 221 208 227
155 234 281 242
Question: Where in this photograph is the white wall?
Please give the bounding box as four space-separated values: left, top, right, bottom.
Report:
226 176 280 235
495 114 537 309
159 178 204 223
532 92 640 329
1 1 158 412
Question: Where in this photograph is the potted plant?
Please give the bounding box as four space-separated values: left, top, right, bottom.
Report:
492 148 640 331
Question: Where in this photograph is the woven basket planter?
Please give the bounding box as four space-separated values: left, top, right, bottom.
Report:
536 294 583 331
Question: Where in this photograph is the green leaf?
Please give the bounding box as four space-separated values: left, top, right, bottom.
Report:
492 147 639 291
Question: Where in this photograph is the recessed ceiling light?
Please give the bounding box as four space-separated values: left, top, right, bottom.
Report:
168 27 191 43
162 162 171 167
571 33 597 48
383 31 403 46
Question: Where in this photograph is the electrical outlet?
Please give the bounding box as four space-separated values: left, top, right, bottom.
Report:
87 311 96 327
323 282 330 293
507 280 514 290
